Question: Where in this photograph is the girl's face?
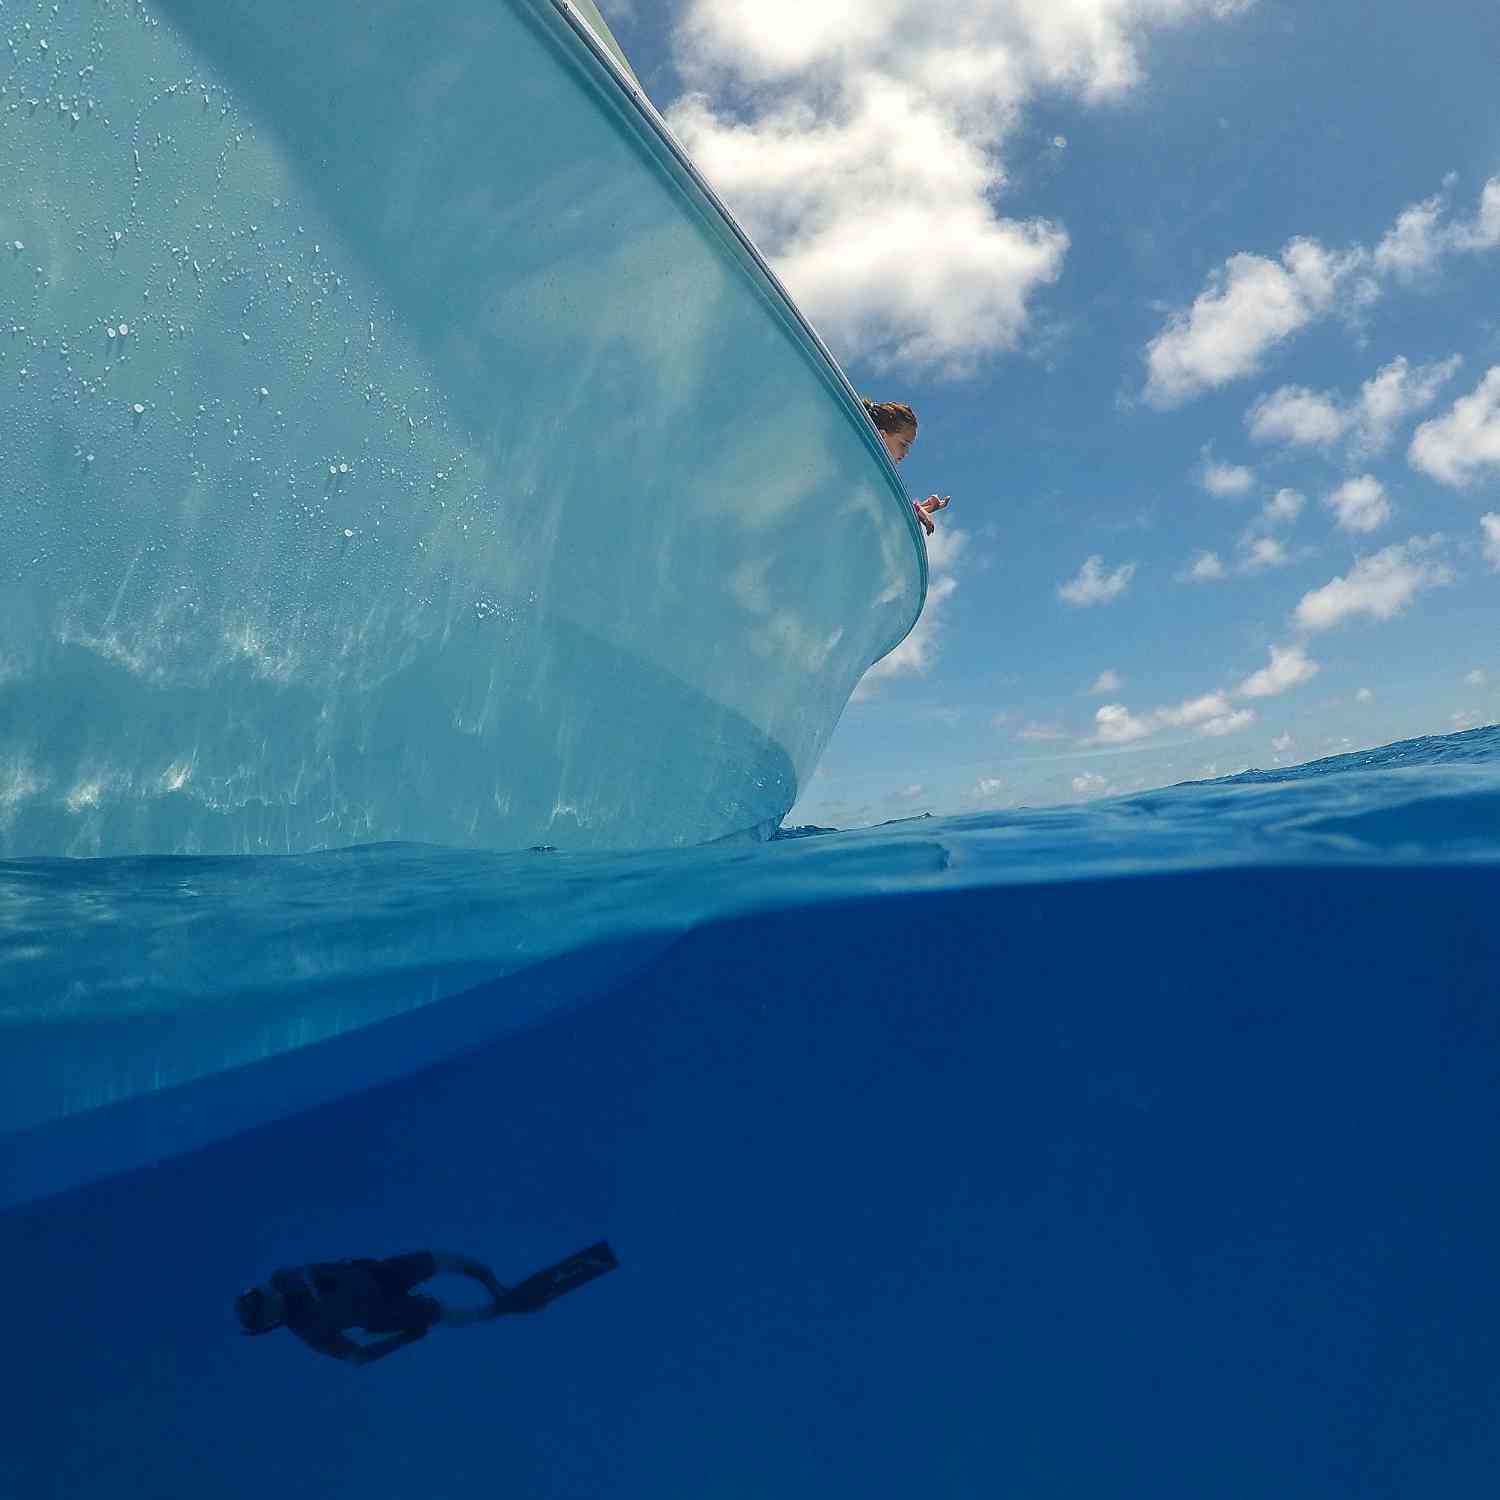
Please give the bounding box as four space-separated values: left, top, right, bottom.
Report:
880 426 915 464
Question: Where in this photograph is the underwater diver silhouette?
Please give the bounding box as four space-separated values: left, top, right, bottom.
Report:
235 1242 618 1365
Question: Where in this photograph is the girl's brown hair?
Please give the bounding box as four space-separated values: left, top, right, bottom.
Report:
861 399 917 437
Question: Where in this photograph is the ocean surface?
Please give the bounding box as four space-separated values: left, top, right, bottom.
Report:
4 723 1499 1498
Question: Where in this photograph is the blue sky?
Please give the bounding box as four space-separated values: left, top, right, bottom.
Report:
600 0 1500 825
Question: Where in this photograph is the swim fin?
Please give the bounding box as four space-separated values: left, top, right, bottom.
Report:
500 1240 618 1314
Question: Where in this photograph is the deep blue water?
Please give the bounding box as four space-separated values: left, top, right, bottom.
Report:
3 724 1499 1498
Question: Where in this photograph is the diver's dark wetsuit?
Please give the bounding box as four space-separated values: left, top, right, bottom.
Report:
264 1243 618 1365
269 1252 453 1365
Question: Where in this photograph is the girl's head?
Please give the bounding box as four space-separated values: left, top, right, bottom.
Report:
862 399 918 463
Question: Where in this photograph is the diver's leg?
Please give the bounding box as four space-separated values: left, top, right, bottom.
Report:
427 1252 509 1323
371 1252 440 1298
363 1253 484 1331
431 1295 501 1328
360 1292 444 1335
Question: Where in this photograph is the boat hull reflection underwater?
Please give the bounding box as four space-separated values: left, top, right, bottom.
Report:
0 0 925 859
9 723 1499 1210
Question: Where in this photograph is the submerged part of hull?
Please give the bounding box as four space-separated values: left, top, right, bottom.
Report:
0 0 924 856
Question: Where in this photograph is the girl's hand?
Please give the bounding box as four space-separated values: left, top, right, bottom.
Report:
913 494 950 535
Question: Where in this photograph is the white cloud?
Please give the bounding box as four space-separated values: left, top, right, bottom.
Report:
1356 686 1374 702
1262 488 1305 526
1293 536 1453 630
1195 492 1303 571
674 0 1261 105
1072 772 1111 796
1482 513 1500 570
1464 668 1487 687
854 526 967 696
1248 355 1461 457
1373 175 1500 281
1409 367 1500 486
670 85 1068 372
1157 690 1232 727
1241 488 1305 545
1059 554 1135 605
1325 474 1391 534
1373 195 1445 281
974 776 1005 797
1356 355 1463 455
1144 237 1365 407
1237 643 1319 698
1457 178 1500 251
1183 550 1226 581
1018 721 1067 741
1089 668 1122 694
1093 702 1156 742
1088 687 1257 745
1272 732 1293 752
1200 456 1254 496
668 0 1252 373
1241 535 1290 570
1248 385 1347 446
1198 708 1255 736
1145 175 1498 409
